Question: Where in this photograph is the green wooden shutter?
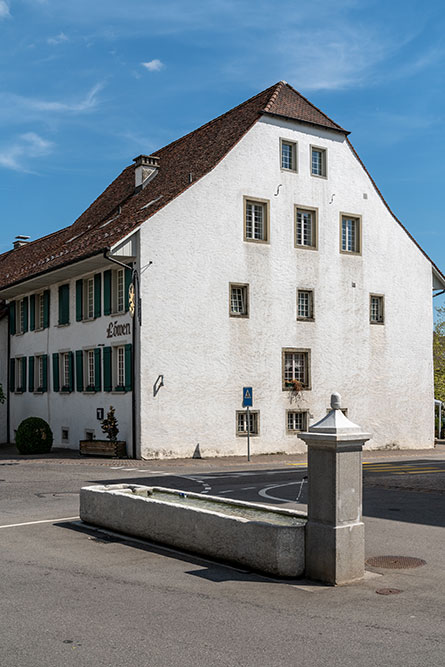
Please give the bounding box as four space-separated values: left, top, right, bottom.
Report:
9 301 16 335
21 358 27 392
30 295 36 331
42 355 48 392
124 267 132 312
94 273 102 318
94 348 101 391
58 284 69 325
9 358 15 392
103 346 112 392
22 297 29 333
68 352 74 392
52 353 60 392
29 356 35 392
104 270 112 316
76 280 83 321
43 290 50 328
125 343 132 392
76 350 84 392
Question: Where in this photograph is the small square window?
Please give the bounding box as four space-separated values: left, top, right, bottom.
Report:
295 207 317 249
282 349 310 390
236 410 259 436
341 214 361 254
297 290 314 320
280 139 297 172
61 428 69 442
311 146 327 178
287 411 308 433
370 294 384 324
229 283 249 317
244 197 269 243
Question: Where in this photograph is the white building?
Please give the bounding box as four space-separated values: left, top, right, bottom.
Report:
1 81 444 457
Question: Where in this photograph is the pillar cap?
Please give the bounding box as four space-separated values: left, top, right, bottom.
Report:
299 392 371 443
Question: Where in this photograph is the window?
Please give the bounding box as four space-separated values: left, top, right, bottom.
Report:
297 290 314 320
370 294 384 324
61 428 69 442
14 298 29 335
58 284 70 325
15 357 26 392
30 291 50 331
340 214 361 254
115 269 125 313
33 355 48 392
37 293 45 329
87 350 95 387
244 197 269 243
236 410 259 436
280 139 297 172
53 351 73 392
62 352 70 389
287 411 308 433
75 274 101 322
104 267 132 315
103 344 132 392
229 283 249 317
295 207 317 249
282 349 310 390
311 146 327 177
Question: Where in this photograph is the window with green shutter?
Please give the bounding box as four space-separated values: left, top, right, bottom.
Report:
29 356 35 392
30 295 36 331
52 353 60 392
43 290 50 329
76 280 83 322
20 357 27 392
9 301 16 335
9 358 15 392
42 355 48 392
104 270 112 316
94 348 101 392
58 284 70 325
22 297 29 333
76 350 84 392
68 351 74 392
103 346 112 391
94 274 101 319
124 267 132 312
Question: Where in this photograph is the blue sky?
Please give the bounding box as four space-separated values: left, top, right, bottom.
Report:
0 0 444 308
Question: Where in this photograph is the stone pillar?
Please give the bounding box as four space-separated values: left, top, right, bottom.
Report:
299 393 371 585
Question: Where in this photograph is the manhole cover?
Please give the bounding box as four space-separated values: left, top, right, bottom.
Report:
376 588 402 595
366 556 426 569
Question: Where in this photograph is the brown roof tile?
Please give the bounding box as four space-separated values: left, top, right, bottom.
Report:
0 82 442 290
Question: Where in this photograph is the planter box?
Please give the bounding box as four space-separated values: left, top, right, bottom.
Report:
80 484 307 577
79 440 127 458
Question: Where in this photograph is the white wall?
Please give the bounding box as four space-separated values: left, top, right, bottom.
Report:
8 271 133 451
0 316 7 443
137 115 434 458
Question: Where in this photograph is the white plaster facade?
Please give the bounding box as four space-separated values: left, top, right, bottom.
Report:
0 315 7 443
2 86 443 458
137 116 437 457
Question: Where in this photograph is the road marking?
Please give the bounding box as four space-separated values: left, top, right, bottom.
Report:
109 467 168 474
0 516 79 529
258 481 301 502
241 486 256 491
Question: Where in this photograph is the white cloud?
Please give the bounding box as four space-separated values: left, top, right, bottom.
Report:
0 132 54 171
47 32 69 46
141 59 164 72
0 82 105 120
0 0 10 19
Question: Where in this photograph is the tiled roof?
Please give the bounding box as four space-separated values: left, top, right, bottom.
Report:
0 81 443 290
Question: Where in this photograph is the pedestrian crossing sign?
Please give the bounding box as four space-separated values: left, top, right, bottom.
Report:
243 387 253 407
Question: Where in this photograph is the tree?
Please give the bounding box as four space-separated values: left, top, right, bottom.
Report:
0 384 5 405
434 305 445 403
101 406 119 443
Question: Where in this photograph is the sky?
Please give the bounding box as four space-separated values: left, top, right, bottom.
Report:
0 0 444 309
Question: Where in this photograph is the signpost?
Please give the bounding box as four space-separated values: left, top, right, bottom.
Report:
242 387 253 462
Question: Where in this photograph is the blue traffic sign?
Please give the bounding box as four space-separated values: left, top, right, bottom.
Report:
242 387 253 407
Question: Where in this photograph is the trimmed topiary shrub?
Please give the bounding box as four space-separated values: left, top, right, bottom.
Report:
15 417 53 455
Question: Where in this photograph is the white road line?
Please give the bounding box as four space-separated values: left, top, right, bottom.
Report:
258 481 300 502
241 486 256 491
0 516 79 529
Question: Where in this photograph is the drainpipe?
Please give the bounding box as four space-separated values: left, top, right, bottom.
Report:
103 250 141 460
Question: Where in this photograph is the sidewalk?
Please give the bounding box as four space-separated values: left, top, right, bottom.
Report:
1 441 445 469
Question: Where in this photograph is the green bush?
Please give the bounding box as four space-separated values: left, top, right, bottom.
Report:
15 417 53 455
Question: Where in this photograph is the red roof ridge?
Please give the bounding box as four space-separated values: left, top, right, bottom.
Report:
262 81 287 113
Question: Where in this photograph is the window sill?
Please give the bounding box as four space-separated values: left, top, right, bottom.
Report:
243 238 269 245
110 310 126 317
236 433 259 438
310 173 327 180
14 390 25 394
283 386 311 392
340 250 361 256
370 321 384 326
14 332 25 337
60 388 72 394
280 167 298 174
295 244 318 251
83 390 97 395
297 317 315 322
33 390 45 395
56 323 70 328
229 313 249 318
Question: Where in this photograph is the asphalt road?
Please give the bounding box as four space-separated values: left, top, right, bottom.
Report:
1 454 445 667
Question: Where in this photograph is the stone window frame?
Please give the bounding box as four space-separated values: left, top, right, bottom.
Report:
236 410 260 437
229 282 249 318
280 138 298 173
294 205 318 251
297 289 314 321
282 348 311 391
310 145 327 178
243 196 270 244
370 293 385 325
286 410 309 433
340 212 362 255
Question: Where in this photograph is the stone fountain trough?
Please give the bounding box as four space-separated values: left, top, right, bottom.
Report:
80 484 307 577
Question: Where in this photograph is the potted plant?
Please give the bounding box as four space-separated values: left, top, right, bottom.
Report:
79 406 127 457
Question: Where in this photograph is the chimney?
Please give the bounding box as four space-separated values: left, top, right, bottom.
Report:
13 235 30 250
133 154 160 191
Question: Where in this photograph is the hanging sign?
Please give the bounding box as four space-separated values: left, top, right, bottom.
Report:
128 283 136 318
